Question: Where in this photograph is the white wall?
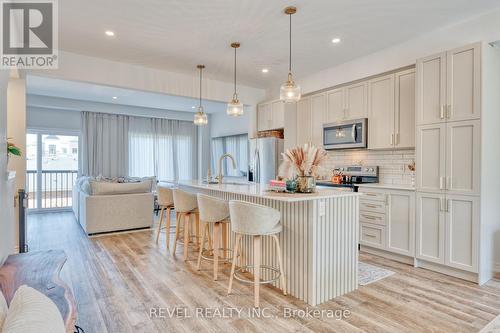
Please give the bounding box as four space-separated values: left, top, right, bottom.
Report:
267 8 500 98
27 106 81 131
7 78 26 195
26 51 266 106
0 70 15 265
210 107 251 138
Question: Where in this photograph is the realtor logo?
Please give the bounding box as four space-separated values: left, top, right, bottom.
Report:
1 0 58 69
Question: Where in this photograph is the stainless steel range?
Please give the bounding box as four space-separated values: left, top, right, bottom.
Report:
316 165 379 192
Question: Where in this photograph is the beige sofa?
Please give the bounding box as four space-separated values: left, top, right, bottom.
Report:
72 177 154 235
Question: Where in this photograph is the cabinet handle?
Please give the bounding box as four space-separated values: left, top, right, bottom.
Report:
363 233 377 238
440 105 445 119
362 214 379 220
395 133 400 145
364 204 379 208
439 176 444 190
390 134 394 145
364 193 377 197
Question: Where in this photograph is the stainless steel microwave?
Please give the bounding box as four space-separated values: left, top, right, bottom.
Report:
323 118 367 150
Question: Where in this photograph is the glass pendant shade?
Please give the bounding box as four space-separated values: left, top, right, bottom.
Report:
280 74 301 103
194 107 208 126
194 64 208 126
226 96 244 117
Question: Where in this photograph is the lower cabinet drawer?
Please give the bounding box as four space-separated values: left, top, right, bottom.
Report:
360 223 386 249
359 190 386 202
360 200 386 214
359 211 386 226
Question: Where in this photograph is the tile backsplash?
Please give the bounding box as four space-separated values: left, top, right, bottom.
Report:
323 149 416 185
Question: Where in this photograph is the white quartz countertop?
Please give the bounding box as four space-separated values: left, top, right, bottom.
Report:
357 183 416 191
175 180 361 202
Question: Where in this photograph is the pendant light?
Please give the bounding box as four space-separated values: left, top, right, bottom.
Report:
280 6 301 103
227 42 244 117
194 64 208 126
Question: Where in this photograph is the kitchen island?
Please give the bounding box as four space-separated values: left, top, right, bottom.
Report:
177 180 361 306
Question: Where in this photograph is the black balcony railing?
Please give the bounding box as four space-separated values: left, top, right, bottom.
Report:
26 170 78 209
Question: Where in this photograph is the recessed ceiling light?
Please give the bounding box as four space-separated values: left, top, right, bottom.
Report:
112 96 117 100
332 38 341 44
105 30 115 37
262 68 269 73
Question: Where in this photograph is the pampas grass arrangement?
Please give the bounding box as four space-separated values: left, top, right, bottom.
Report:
279 144 328 179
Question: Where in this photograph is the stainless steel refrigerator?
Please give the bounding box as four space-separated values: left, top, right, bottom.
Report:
248 137 284 185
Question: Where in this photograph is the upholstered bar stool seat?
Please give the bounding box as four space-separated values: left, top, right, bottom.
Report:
227 200 286 307
155 185 175 248
196 194 231 280
172 189 200 261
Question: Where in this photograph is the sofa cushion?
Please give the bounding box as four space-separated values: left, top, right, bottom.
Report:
1 285 65 333
90 179 152 195
0 291 7 329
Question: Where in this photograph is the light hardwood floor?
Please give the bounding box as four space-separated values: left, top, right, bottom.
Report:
27 212 500 333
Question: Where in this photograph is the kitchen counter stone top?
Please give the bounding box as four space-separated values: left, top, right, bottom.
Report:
175 180 361 202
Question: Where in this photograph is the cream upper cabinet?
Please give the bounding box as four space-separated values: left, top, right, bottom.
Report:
416 124 446 193
271 100 285 129
368 74 395 149
386 190 415 257
257 100 286 131
326 88 344 122
257 102 271 131
345 82 367 119
417 43 480 125
296 97 311 146
395 69 416 148
416 52 446 125
416 192 445 264
445 120 480 195
447 44 481 122
445 194 479 273
310 93 326 147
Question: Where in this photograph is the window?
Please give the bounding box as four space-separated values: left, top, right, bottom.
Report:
211 134 248 178
128 117 197 182
48 144 56 156
72 148 77 154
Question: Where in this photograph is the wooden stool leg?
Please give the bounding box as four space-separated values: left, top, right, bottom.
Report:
173 212 182 254
213 222 220 280
197 221 207 271
155 207 164 244
228 233 241 295
195 213 200 249
272 234 287 296
221 222 228 261
253 235 261 307
183 213 190 261
165 207 172 249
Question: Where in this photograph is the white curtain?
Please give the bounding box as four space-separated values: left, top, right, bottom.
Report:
211 134 248 177
81 112 129 177
129 117 197 182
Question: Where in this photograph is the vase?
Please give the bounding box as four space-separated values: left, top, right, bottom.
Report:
286 179 297 193
296 176 316 193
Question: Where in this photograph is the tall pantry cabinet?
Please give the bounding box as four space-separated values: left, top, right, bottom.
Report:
415 42 500 284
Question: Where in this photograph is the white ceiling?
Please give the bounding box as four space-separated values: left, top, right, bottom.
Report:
26 75 229 113
57 0 500 89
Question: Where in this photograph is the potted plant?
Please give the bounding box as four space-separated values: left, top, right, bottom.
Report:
279 144 327 193
7 139 21 162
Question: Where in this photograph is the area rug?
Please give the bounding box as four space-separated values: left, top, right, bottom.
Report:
480 315 500 333
358 262 395 285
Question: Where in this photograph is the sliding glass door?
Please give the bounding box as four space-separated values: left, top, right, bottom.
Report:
26 131 79 211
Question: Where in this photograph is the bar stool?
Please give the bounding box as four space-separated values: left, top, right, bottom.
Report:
227 200 286 307
196 194 231 280
155 185 175 248
172 189 200 261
